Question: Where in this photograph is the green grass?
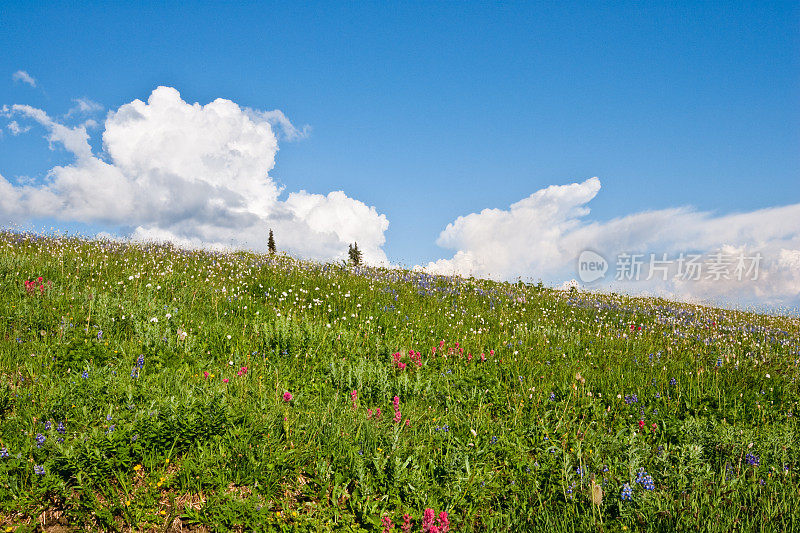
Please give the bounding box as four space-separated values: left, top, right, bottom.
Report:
0 231 798 532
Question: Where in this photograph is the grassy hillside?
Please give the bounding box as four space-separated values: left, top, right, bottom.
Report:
0 231 798 532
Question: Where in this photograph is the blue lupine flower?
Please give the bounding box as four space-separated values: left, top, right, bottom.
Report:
491 435 498 444
636 469 655 491
35 433 46 448
44 421 51 430
745 453 760 466
624 394 638 404
669 378 677 386
620 483 633 501
0 447 9 458
549 392 556 401
34 464 45 475
81 370 89 379
136 354 145 369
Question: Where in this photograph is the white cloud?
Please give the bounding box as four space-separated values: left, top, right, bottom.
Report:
66 98 104 118
248 109 311 141
12 70 36 87
426 178 800 309
0 86 389 264
7 120 30 135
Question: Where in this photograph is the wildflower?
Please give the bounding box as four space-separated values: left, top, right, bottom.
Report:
36 433 46 448
351 390 358 410
422 509 435 532
133 464 142 472
81 370 89 379
620 482 633 501
34 464 45 476
745 453 760 466
0 447 9 458
381 516 394 532
638 419 645 429
223 378 229 383
282 391 293 402
401 513 413 533
438 511 450 532
635 469 655 491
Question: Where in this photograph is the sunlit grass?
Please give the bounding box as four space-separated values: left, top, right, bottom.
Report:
0 231 798 531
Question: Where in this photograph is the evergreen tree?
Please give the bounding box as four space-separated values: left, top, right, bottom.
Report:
268 229 276 254
349 242 362 266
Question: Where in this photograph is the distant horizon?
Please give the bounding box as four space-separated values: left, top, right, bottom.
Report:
4 225 797 318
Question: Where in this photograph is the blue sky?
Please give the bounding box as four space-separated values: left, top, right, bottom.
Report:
1 1 798 306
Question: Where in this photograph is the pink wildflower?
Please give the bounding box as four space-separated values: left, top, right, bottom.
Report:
203 371 209 379
367 408 373 419
375 407 381 419
422 508 435 532
381 516 393 532
401 513 413 533
351 390 358 410
222 378 229 383
438 511 449 532
393 396 400 410
283 391 293 402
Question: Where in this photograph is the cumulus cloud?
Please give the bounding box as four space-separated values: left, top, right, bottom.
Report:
12 70 36 87
427 178 800 309
0 86 389 264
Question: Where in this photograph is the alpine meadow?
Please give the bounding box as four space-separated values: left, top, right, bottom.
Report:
0 231 798 532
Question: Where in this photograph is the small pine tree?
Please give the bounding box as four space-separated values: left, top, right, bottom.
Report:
349 242 363 266
268 229 276 254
